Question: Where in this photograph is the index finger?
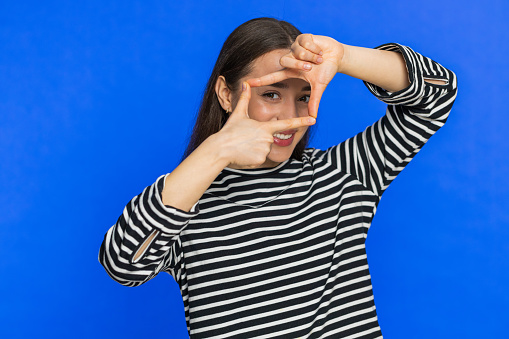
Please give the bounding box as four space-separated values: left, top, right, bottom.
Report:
246 69 300 87
308 83 327 119
263 116 316 133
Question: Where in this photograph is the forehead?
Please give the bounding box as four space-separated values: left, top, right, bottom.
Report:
247 49 289 78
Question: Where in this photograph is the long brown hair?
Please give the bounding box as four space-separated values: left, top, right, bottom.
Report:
183 17 311 160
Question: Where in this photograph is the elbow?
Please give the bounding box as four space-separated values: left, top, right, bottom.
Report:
98 244 153 287
443 68 458 95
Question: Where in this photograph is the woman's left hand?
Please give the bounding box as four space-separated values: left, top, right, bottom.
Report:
247 34 344 118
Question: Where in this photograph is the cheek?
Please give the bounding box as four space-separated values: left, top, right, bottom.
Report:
297 126 308 139
247 98 276 122
297 104 309 117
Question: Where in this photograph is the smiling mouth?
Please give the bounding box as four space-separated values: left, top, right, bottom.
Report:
272 129 297 147
273 129 297 139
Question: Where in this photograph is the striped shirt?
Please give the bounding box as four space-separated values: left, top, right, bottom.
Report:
99 43 457 338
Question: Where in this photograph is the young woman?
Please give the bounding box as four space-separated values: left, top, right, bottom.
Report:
99 17 457 338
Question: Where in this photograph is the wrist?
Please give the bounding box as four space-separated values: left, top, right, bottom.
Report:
202 132 232 169
337 43 352 74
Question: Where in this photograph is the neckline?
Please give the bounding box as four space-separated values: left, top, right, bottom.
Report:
222 159 291 176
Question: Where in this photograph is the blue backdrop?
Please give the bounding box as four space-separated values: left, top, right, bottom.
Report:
1 1 508 338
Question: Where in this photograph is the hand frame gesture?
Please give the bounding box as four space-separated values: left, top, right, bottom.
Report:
247 34 344 118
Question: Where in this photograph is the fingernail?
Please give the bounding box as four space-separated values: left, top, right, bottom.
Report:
242 82 247 91
317 57 323 63
308 117 316 124
303 63 312 70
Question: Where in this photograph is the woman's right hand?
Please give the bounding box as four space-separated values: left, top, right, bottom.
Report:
216 82 316 169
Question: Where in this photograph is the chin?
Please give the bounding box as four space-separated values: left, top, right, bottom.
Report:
267 146 294 164
265 132 305 166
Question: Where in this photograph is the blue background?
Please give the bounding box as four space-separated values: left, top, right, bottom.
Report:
1 1 508 338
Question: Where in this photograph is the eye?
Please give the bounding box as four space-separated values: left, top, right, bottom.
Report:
298 94 310 103
262 92 280 100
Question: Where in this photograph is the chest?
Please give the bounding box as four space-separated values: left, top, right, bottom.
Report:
180 175 375 286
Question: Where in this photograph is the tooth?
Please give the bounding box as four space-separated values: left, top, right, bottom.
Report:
273 133 293 140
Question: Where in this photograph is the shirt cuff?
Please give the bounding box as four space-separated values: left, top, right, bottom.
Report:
137 174 200 235
363 43 426 106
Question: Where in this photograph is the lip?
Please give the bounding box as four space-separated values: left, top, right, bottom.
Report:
277 129 298 135
273 130 296 147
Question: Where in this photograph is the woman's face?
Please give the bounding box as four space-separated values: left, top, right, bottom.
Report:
234 49 311 168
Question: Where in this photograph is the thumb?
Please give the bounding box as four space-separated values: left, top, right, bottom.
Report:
230 82 251 119
308 83 326 119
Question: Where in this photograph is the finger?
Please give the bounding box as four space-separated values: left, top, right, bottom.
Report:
279 55 314 72
230 82 251 119
296 34 323 56
264 116 316 133
291 44 323 64
246 69 299 87
308 83 327 118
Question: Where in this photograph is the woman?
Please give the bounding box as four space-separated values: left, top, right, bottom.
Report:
99 17 457 338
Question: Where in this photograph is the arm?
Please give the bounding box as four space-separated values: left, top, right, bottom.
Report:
98 131 233 286
247 34 448 117
340 45 410 91
247 35 457 197
99 84 315 286
340 44 446 90
333 42 457 196
98 175 200 286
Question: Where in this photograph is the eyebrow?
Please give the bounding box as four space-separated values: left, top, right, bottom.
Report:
269 81 311 91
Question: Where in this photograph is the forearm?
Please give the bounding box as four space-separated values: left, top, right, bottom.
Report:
162 133 229 212
100 125 230 285
339 44 411 93
335 43 457 196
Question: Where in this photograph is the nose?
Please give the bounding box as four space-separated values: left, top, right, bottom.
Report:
277 101 300 120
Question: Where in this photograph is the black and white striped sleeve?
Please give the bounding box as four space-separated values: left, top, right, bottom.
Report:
330 43 458 197
98 174 199 286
